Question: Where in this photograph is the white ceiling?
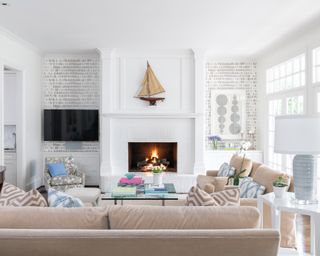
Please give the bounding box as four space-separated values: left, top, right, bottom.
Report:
1 0 320 56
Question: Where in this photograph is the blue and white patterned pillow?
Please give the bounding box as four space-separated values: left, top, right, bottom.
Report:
217 163 236 177
48 188 84 208
239 177 266 198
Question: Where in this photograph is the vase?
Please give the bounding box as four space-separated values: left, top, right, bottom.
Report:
273 186 286 198
153 172 163 186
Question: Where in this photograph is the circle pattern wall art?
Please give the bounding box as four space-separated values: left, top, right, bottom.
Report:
211 89 246 139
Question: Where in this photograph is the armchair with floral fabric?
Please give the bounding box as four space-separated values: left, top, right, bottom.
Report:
44 156 85 192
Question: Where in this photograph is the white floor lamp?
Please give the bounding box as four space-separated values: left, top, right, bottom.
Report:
274 116 320 204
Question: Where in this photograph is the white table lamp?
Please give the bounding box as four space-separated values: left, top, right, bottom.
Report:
274 116 320 204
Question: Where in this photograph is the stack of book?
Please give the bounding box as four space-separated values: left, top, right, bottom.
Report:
119 176 144 186
144 184 168 195
111 187 137 197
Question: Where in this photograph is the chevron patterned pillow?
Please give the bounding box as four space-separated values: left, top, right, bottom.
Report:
0 182 47 207
210 188 240 206
186 186 218 206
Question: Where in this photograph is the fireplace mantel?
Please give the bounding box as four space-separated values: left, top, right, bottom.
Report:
98 48 207 192
102 112 201 119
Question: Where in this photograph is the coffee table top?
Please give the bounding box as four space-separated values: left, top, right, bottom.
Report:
101 183 179 201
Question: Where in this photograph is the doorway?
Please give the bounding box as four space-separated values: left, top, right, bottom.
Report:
2 65 23 187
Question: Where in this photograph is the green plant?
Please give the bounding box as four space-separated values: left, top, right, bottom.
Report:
273 175 288 188
151 165 165 174
229 169 246 186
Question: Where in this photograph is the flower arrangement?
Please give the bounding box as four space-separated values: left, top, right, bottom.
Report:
151 164 166 174
208 135 222 150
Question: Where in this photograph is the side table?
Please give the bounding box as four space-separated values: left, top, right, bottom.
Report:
258 192 320 256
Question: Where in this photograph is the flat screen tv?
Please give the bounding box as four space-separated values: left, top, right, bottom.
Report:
44 109 99 141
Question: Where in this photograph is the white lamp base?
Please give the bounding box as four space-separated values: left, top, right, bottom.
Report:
292 155 318 204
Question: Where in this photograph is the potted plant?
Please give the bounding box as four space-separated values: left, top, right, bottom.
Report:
152 165 166 186
228 141 252 186
273 175 288 198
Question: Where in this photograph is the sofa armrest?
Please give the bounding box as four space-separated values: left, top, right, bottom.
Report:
206 170 219 177
197 175 228 192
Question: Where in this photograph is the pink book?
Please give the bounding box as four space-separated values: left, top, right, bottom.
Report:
119 177 143 185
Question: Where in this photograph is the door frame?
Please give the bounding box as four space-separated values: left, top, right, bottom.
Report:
1 60 26 188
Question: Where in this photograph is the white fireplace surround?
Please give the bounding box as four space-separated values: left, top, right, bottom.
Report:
98 49 207 192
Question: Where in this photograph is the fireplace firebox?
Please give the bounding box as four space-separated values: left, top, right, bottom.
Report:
128 142 177 172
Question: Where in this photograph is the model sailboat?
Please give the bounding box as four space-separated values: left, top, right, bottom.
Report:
136 62 165 106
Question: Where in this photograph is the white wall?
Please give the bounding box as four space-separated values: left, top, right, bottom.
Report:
256 20 320 163
0 28 42 189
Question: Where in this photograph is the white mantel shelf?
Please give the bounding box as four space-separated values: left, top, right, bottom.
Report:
102 112 202 119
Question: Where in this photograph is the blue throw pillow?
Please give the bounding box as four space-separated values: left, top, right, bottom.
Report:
48 163 68 177
48 188 83 208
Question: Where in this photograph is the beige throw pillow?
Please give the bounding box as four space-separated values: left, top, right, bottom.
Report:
210 188 240 206
186 186 218 206
0 182 47 207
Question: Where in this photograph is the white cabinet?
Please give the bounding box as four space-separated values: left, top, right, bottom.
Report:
204 150 263 171
4 152 17 185
43 152 100 186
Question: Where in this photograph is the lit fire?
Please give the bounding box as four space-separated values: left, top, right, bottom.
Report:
138 147 169 172
151 148 159 161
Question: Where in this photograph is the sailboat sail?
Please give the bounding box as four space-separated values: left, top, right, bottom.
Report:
137 62 165 97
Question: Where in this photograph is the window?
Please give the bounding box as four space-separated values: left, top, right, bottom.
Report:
266 54 306 174
312 47 320 83
267 54 305 94
286 95 304 115
267 100 283 170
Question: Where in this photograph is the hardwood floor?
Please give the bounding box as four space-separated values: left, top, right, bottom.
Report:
296 214 311 254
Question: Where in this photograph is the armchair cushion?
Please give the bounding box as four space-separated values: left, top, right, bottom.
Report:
50 175 82 186
48 163 67 177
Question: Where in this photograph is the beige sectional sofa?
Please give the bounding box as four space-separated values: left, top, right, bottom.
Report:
0 206 279 256
197 154 296 248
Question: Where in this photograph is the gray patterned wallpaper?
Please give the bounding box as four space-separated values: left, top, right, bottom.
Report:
205 62 257 149
42 55 100 152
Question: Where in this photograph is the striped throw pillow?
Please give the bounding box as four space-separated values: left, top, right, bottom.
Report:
186 186 218 206
210 188 240 206
0 182 47 207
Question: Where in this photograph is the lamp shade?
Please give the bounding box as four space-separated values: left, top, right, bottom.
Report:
274 116 320 154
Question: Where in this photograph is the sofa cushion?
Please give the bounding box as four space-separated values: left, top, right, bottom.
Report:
230 154 252 177
0 207 109 229
0 182 26 206
217 163 235 177
48 163 68 177
210 187 240 206
186 186 218 206
50 175 82 186
196 175 228 192
239 177 266 198
108 205 260 229
48 188 83 208
253 165 291 194
0 183 47 207
10 189 48 207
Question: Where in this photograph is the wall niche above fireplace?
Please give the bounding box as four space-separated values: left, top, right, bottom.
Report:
128 142 177 172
